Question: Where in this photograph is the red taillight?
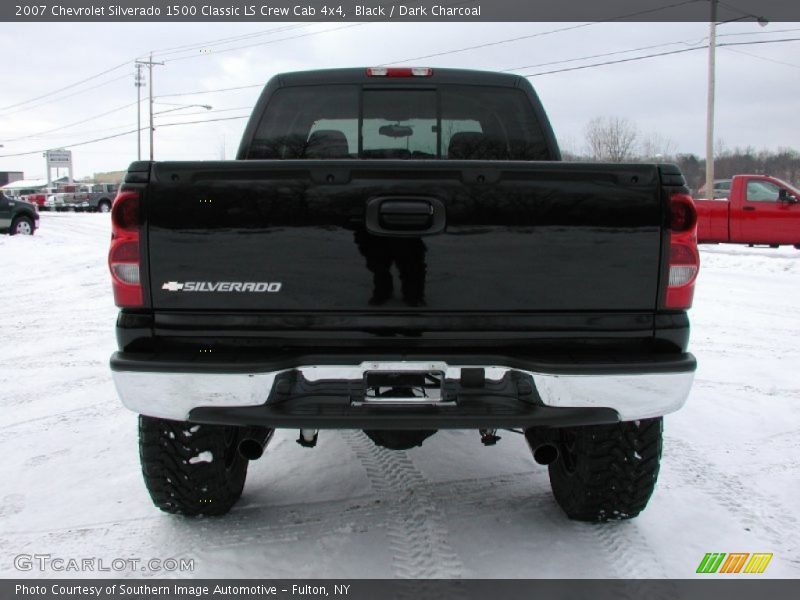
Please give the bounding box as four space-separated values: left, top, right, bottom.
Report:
366 67 433 77
111 190 140 231
670 193 697 232
109 189 143 307
665 193 699 309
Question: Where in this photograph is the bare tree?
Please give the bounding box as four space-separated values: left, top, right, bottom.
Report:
640 133 677 161
714 137 728 159
585 116 639 162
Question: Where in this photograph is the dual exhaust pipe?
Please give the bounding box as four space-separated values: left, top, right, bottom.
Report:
524 428 560 466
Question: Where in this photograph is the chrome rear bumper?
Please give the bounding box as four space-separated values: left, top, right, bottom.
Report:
111 354 695 424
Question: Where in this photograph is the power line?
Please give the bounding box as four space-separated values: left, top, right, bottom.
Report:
0 23 309 113
504 40 703 72
0 102 138 143
719 26 800 38
163 22 370 65
504 28 800 72
0 23 364 118
1 107 251 144
10 123 143 143
0 109 253 154
380 23 599 65
156 106 253 118
156 83 263 99
380 0 704 65
0 129 140 158
523 46 703 76
522 37 800 77
722 46 800 69
0 73 131 117
0 60 131 112
158 115 250 128
150 0 446 60
722 37 800 47
148 23 316 59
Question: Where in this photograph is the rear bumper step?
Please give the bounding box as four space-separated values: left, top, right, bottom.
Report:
110 353 695 426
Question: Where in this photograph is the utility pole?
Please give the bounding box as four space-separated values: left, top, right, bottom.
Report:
134 63 145 161
135 55 164 161
704 3 768 198
705 0 717 200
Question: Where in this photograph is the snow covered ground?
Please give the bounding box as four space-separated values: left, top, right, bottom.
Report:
1 212 798 579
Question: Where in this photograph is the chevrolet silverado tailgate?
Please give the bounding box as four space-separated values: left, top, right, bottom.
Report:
145 160 665 313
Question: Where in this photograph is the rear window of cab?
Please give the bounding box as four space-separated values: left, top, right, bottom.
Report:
247 84 552 161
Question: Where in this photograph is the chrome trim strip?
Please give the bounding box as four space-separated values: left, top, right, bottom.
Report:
112 360 694 422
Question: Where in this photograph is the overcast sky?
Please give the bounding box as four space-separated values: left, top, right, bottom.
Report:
1 20 799 179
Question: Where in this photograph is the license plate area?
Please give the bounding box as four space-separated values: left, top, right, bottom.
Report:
357 364 448 406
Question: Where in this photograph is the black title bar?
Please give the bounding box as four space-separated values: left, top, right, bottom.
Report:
5 580 800 600
4 0 800 22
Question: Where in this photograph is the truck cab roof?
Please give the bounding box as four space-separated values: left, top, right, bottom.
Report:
273 67 525 88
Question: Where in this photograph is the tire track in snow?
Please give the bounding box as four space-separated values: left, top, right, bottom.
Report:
1 338 110 367
0 471 536 542
0 401 115 441
342 430 464 579
587 521 669 580
433 469 672 583
0 469 541 579
692 379 800 400
1 374 109 408
666 436 798 548
742 429 800 475
0 495 384 565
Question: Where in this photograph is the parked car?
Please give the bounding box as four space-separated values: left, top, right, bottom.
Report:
109 67 699 521
0 193 39 234
695 174 800 247
20 192 48 209
696 178 731 200
67 183 119 212
44 193 69 212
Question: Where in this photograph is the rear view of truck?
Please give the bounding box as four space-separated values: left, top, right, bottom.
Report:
108 68 699 521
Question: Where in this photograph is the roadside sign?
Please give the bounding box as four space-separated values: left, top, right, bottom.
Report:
46 150 72 165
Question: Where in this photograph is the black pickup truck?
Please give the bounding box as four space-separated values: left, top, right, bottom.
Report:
109 67 699 521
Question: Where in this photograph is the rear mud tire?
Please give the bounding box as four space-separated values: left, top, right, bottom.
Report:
138 415 249 516
547 418 663 522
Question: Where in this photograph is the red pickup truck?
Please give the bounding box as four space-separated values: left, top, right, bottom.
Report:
20 193 47 209
695 175 800 248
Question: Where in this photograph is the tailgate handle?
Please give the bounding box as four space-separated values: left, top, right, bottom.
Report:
366 197 446 236
380 201 432 228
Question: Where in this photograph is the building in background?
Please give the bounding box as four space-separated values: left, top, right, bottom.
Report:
1 177 48 197
0 171 24 187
